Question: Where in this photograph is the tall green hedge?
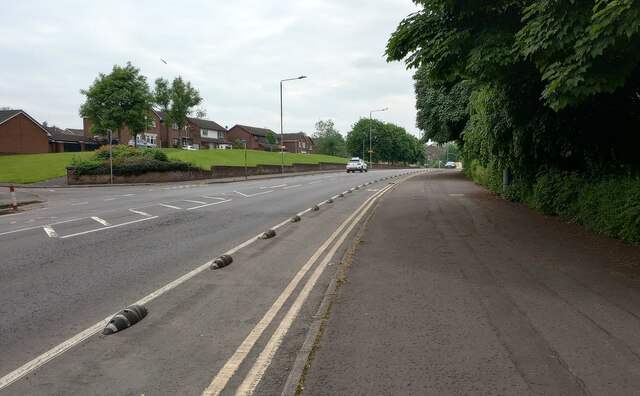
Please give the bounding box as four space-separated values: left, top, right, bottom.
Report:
466 163 640 245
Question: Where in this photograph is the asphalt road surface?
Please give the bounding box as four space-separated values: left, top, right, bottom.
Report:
0 169 423 395
5 169 640 395
299 171 640 396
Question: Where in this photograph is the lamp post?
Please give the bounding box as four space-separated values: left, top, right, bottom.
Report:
280 75 307 173
369 107 388 170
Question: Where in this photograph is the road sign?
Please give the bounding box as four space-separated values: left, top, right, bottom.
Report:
241 138 247 144
368 150 374 153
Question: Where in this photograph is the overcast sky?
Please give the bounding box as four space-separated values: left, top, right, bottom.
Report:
0 0 421 138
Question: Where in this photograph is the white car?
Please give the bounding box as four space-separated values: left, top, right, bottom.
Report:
128 139 156 148
346 157 368 173
183 145 197 151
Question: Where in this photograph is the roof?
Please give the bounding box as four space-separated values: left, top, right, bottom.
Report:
231 124 276 137
188 117 226 131
46 126 97 144
0 110 22 125
64 128 85 136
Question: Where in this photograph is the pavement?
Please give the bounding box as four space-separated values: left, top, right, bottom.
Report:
289 170 640 395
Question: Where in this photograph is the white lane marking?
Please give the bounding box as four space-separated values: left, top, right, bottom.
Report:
236 185 387 395
201 196 228 200
59 217 159 239
103 197 118 201
129 209 152 217
186 199 232 210
0 218 84 237
233 190 273 198
366 189 380 192
283 184 301 190
183 200 207 205
90 217 111 227
449 193 466 197
329 178 339 181
42 226 58 238
71 202 88 206
122 194 135 197
159 204 182 209
308 180 323 185
202 184 394 396
260 184 286 189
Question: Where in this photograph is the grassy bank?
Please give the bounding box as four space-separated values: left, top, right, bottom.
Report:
0 149 347 184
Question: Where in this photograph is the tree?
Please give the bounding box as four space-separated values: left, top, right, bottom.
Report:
80 62 153 144
386 0 640 181
266 131 277 145
153 76 203 148
313 119 346 157
346 119 423 165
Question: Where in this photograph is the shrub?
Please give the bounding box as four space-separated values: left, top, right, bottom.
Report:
72 145 198 176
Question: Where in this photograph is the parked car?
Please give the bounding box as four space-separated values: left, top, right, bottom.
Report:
346 157 368 173
444 161 456 169
128 139 156 148
183 145 197 151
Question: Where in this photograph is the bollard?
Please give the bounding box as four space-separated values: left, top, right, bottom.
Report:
211 254 233 270
503 168 512 186
102 305 148 335
10 184 17 212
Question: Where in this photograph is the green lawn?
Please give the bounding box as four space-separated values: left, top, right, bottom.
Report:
0 149 347 184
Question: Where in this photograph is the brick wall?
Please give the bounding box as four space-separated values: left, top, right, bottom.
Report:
0 113 49 154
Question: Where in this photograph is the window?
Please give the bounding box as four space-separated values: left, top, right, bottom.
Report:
150 119 156 128
146 134 157 145
201 129 209 137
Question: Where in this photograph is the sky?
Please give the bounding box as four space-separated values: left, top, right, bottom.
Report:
0 0 422 138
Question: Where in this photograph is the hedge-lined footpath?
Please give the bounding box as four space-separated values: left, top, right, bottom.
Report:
465 161 640 245
71 145 200 176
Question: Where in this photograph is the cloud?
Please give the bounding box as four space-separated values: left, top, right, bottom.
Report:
0 0 421 137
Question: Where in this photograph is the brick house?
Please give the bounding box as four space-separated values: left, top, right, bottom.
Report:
45 125 100 152
187 117 230 149
83 110 229 150
226 124 282 151
0 110 50 154
282 132 314 154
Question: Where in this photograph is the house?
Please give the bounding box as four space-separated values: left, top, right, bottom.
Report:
45 126 100 152
83 110 229 150
187 117 230 149
0 109 100 154
226 124 282 151
0 109 50 154
282 132 314 154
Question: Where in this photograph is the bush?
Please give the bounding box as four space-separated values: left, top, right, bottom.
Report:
469 164 640 244
72 145 198 176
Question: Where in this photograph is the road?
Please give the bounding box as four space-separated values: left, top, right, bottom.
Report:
0 169 425 395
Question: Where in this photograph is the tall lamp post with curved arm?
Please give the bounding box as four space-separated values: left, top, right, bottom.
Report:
280 75 307 173
369 107 388 170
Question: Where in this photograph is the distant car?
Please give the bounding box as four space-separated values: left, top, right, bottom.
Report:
346 157 368 173
128 139 156 148
444 161 456 169
183 145 197 151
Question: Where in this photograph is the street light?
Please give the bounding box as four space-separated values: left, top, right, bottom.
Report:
369 107 388 170
280 75 307 173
